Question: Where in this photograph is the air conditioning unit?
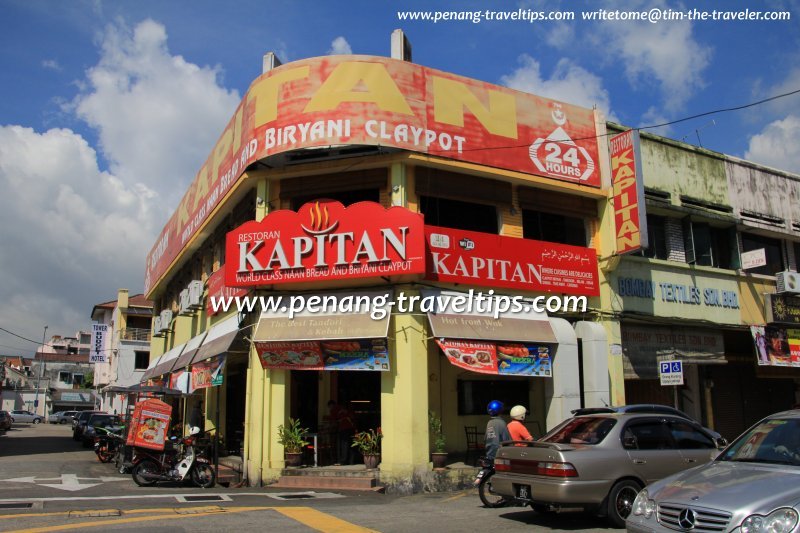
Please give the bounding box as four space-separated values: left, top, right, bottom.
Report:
153 309 173 337
776 271 800 294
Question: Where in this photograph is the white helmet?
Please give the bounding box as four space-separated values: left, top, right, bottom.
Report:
189 426 201 436
510 405 527 421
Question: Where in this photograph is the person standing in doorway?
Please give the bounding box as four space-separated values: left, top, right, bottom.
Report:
336 402 357 465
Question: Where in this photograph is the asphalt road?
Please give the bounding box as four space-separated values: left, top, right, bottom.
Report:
0 423 615 532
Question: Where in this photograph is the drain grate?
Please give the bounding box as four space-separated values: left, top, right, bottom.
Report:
278 494 314 499
0 503 32 509
182 495 225 502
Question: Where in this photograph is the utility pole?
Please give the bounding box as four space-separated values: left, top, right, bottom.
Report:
33 325 47 416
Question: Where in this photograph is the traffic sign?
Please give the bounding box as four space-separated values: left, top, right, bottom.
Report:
659 360 684 386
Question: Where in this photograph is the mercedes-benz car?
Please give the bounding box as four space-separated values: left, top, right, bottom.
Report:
627 409 800 533
490 412 725 527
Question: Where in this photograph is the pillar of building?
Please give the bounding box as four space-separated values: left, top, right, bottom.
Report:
574 321 611 408
544 317 580 430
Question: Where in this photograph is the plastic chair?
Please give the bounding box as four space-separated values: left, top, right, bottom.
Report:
464 426 483 466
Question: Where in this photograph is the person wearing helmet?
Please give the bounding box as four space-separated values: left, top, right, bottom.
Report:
483 400 510 462
508 405 533 445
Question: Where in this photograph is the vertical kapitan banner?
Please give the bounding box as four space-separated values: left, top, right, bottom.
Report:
610 129 648 255
90 323 109 363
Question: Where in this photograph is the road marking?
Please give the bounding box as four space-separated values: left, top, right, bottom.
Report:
0 474 128 492
0 491 346 504
4 506 374 533
441 492 468 503
274 506 378 532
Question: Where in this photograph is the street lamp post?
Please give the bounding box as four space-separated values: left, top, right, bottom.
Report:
33 325 47 416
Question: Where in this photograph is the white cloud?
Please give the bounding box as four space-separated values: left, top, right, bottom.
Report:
593 0 711 113
744 114 800 174
501 55 615 120
0 19 242 348
328 36 352 55
42 59 62 71
70 19 240 206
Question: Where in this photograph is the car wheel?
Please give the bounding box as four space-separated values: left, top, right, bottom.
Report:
10 418 14 423
33 418 41 424
606 479 642 528
59 419 67 425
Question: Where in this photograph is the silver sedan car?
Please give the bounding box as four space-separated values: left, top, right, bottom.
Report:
627 410 800 533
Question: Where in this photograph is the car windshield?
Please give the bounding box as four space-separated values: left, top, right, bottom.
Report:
719 418 800 466
542 417 616 445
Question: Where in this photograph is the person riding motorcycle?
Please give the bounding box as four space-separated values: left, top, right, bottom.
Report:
483 400 510 461
507 405 533 445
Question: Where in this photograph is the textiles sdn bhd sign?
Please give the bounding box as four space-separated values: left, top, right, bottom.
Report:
225 200 425 286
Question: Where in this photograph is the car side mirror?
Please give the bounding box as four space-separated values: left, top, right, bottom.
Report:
715 437 728 449
623 436 637 449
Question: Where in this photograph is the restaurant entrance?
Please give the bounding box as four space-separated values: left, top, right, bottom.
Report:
334 371 381 433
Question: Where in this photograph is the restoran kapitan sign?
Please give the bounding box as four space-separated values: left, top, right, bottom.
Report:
145 55 601 296
425 226 599 296
225 200 425 287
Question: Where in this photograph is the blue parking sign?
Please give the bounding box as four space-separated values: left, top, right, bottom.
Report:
660 362 671 374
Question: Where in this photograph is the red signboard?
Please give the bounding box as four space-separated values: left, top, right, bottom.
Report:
256 341 325 370
126 398 172 451
226 200 425 287
610 130 648 255
206 267 249 316
146 55 601 296
436 339 552 377
424 226 599 296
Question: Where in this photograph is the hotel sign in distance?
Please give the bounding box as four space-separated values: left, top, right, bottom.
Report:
226 200 425 287
145 55 601 297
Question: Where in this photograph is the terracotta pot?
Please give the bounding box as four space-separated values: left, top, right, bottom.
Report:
431 452 448 469
363 453 380 469
285 451 303 467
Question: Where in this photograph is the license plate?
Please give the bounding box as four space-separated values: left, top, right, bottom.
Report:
516 485 531 499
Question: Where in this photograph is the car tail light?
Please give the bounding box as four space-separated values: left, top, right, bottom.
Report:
537 462 578 477
184 437 194 446
494 458 511 472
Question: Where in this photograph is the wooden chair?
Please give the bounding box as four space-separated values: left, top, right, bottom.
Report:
464 426 483 466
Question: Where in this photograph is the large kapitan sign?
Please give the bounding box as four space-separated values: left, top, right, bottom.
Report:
226 200 424 287
609 130 647 255
145 55 601 295
424 226 599 296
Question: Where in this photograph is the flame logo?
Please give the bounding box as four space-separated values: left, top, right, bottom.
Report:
301 201 339 235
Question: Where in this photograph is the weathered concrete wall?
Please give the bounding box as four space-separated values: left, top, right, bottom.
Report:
726 160 800 236
639 136 728 205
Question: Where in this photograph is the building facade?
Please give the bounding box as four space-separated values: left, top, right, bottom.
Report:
143 45 800 491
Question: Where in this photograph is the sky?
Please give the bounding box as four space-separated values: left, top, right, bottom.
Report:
0 0 799 356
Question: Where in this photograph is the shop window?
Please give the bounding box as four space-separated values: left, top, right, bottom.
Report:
134 351 150 370
741 232 785 276
638 215 668 260
457 379 529 416
420 196 499 234
683 220 738 269
522 210 586 247
59 371 70 383
291 188 380 211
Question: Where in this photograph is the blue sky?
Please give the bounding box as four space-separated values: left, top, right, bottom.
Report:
0 0 798 355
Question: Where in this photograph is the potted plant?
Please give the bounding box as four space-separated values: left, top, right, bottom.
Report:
429 411 448 469
277 418 309 467
352 428 382 469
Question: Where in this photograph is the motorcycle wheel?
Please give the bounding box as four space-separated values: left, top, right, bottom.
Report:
478 473 510 508
190 463 216 489
131 459 159 487
96 448 114 463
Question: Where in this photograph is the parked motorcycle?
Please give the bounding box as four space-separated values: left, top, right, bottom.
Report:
131 426 215 488
475 456 514 508
94 426 125 463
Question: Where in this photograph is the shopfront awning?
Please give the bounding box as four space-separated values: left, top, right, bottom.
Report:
421 288 557 343
190 313 246 365
51 390 97 407
145 342 187 380
172 330 208 372
253 289 392 342
622 324 727 379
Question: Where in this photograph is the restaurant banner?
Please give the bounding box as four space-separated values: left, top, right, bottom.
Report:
126 398 172 451
190 355 226 390
146 55 601 297
425 225 599 296
609 130 648 255
226 200 425 287
169 369 190 393
256 340 389 371
436 339 551 377
206 268 249 316
752 325 800 367
766 293 800 325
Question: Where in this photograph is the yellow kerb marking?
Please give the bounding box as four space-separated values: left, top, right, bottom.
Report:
273 506 378 533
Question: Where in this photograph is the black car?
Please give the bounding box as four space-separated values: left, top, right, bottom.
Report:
80 414 122 447
72 411 103 441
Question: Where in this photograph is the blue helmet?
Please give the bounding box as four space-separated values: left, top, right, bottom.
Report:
487 400 503 416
